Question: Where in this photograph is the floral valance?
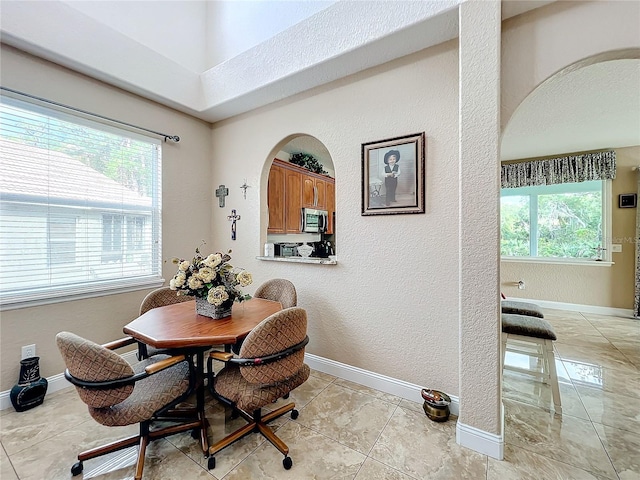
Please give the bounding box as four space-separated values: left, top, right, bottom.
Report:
501 150 616 189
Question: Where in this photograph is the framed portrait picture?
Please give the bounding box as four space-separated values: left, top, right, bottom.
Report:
361 132 425 216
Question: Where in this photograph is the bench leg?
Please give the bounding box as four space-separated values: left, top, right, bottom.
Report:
544 339 562 415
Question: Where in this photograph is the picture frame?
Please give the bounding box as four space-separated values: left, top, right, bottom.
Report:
619 193 637 208
361 132 425 216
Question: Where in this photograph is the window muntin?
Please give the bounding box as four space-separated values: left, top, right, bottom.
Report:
500 181 606 260
0 95 162 307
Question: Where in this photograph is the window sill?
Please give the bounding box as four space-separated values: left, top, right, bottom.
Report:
256 256 337 265
501 257 614 267
0 278 165 311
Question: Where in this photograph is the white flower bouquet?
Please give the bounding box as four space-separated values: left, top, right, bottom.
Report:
169 246 252 306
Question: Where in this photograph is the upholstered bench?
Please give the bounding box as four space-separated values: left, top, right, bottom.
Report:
501 300 545 318
501 313 562 414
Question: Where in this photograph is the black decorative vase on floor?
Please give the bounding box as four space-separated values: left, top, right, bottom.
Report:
10 357 48 412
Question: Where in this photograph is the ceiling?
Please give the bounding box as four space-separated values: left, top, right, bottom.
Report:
1 1 637 161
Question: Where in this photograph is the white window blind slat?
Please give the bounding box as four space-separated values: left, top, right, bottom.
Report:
0 95 162 307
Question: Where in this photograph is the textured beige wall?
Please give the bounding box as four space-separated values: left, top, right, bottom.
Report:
209 41 462 397
0 45 213 391
501 146 639 308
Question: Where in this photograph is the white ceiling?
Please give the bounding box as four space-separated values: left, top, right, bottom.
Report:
501 59 640 160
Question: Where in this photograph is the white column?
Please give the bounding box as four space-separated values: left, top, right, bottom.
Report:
456 0 503 460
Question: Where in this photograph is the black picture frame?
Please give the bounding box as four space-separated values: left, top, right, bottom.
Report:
619 193 637 208
361 132 425 216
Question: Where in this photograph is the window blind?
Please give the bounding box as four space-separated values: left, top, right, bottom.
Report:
0 94 162 307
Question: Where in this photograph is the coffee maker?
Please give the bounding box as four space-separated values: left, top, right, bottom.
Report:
310 240 334 258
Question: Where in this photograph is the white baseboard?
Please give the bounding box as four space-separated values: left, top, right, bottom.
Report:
0 351 139 411
456 402 504 460
2 350 505 460
304 353 459 416
509 297 634 318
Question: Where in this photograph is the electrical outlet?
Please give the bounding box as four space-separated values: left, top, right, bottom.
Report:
517 280 525 290
21 344 36 360
611 244 622 253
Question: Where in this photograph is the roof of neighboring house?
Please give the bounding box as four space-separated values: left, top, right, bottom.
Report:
0 139 152 208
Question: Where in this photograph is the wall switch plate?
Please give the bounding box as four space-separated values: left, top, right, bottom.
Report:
611 244 622 253
21 344 36 360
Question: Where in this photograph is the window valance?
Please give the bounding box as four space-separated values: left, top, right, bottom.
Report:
501 150 616 189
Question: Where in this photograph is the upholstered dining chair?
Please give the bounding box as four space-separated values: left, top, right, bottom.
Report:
137 286 194 358
56 332 203 480
231 278 298 355
207 307 310 471
254 278 297 308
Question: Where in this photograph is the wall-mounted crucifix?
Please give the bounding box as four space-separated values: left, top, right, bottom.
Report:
240 179 250 199
227 209 241 240
215 185 229 207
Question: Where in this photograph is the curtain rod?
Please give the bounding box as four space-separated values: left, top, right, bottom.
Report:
0 86 180 143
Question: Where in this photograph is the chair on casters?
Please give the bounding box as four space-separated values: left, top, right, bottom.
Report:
230 278 297 356
501 313 562 414
254 278 297 308
207 307 310 471
137 286 194 359
56 332 204 480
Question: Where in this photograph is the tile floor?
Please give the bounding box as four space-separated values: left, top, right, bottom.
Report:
0 309 638 479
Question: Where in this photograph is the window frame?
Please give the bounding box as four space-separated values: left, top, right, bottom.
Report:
500 180 612 264
0 94 164 310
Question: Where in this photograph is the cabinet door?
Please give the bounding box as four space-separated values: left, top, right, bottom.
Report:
325 180 335 234
285 169 303 233
302 175 316 208
267 164 285 233
315 177 327 209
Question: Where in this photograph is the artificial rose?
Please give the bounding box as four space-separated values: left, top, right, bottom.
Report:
236 270 253 287
207 285 229 306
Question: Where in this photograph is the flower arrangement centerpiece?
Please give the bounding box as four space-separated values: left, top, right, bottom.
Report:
169 245 252 319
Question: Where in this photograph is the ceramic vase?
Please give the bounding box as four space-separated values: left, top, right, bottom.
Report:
10 357 48 412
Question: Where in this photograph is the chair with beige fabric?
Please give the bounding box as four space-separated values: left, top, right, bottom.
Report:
254 278 297 308
137 286 194 358
207 307 310 471
230 278 298 355
56 332 203 480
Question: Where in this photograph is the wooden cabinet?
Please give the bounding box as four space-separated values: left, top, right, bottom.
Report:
267 164 285 233
284 168 302 233
302 174 327 209
267 159 335 234
325 181 335 234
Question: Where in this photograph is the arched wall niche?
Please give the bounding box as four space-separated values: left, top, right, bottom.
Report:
260 133 337 254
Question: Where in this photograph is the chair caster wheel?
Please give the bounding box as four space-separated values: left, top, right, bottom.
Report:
283 456 293 470
71 462 83 476
208 456 216 470
291 409 299 420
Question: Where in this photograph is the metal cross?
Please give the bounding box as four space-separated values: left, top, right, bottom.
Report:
240 179 250 200
215 185 229 207
227 209 241 241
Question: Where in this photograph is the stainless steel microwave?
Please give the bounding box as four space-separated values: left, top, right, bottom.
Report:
301 208 328 233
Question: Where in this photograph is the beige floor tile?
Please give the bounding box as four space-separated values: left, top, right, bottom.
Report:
0 389 88 455
369 405 487 479
223 421 365 479
503 370 588 419
555 343 639 374
593 422 640 480
296 382 397 455
610 339 640 369
1 445 19 480
487 443 604 479
576 385 640 434
308 369 338 383
333 378 403 404
563 359 640 398
504 399 618 479
354 457 417 479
